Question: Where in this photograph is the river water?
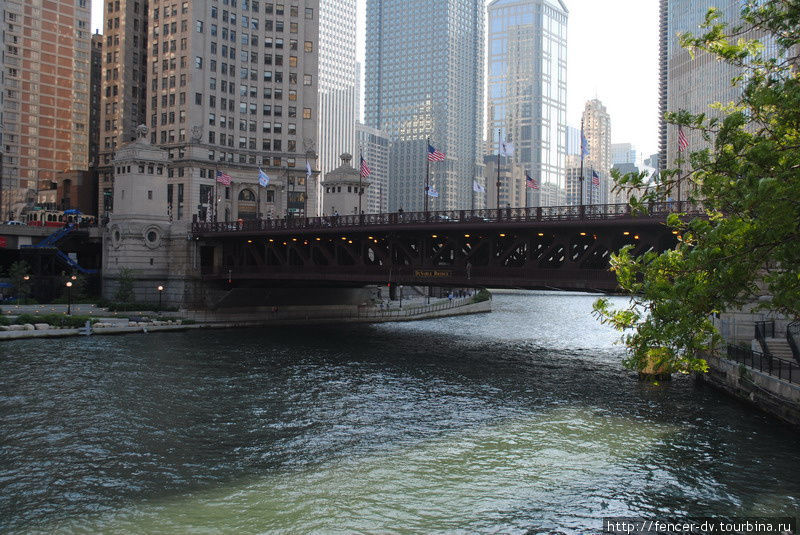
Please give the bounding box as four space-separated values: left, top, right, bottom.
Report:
1 291 799 534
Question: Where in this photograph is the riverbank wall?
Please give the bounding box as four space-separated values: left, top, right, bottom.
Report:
0 297 491 341
699 354 800 428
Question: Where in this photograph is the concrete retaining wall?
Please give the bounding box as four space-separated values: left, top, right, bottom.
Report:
700 354 800 428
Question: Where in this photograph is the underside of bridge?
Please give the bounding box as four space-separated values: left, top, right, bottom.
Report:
196 218 678 292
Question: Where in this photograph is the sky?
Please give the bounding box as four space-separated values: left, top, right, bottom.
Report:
91 0 660 162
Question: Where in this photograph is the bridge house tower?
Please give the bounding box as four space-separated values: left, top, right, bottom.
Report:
321 154 370 216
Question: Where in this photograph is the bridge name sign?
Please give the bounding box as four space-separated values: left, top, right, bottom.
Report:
414 269 453 279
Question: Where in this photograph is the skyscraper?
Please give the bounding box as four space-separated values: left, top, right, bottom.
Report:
582 99 611 204
365 0 484 212
1 0 93 217
659 0 743 189
486 0 568 208
98 0 150 215
318 0 357 212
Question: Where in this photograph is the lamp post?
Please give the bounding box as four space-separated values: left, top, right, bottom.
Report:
65 281 73 315
399 285 403 309
157 285 164 311
21 275 29 304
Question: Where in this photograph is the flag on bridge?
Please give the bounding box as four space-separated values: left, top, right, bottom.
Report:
678 126 689 152
360 155 371 178
473 180 485 193
216 170 232 186
427 184 439 198
525 170 539 190
591 170 600 189
427 144 446 162
258 168 270 187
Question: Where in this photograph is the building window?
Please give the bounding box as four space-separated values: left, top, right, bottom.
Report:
196 20 204 32
195 56 203 69
303 108 311 119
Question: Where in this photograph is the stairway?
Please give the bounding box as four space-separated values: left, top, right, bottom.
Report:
765 338 795 361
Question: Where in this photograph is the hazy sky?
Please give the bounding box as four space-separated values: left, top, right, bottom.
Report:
91 0 660 159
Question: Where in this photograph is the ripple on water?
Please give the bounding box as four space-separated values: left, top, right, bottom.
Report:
1 292 800 534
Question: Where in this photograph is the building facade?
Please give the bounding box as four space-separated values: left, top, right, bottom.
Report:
317 0 357 215
659 0 743 193
486 0 568 209
581 99 611 204
356 122 389 214
364 0 484 212
100 0 320 225
98 0 150 216
1 0 92 218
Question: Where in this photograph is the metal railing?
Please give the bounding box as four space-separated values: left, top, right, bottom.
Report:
787 321 800 365
754 319 774 356
726 344 800 385
191 201 704 235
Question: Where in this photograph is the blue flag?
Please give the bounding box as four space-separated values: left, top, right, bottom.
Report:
581 133 590 158
427 185 439 198
258 168 270 187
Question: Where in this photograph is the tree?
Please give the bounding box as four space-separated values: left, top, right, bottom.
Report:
594 1 800 374
7 261 31 303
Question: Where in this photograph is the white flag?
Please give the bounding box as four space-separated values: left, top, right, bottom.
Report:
500 141 514 157
473 180 485 193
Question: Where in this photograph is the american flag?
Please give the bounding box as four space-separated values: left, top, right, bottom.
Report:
360 155 371 178
592 170 600 188
525 171 539 190
216 170 232 185
427 144 446 162
678 126 689 152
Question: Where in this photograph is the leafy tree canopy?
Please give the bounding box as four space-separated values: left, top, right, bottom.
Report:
594 1 800 374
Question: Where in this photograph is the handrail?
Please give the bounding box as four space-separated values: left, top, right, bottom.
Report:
754 319 774 356
787 321 800 365
190 201 705 236
726 344 799 385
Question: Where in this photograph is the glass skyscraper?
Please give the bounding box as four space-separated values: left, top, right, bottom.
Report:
487 0 568 207
364 0 484 212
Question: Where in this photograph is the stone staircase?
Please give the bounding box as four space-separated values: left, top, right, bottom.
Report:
765 338 795 361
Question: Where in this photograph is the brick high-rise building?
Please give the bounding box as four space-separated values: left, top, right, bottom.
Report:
1 0 92 217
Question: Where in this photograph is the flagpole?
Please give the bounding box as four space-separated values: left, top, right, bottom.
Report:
425 138 430 216
496 129 501 213
305 159 309 218
358 153 363 221
257 174 261 220
525 170 529 211
580 118 585 209
214 179 218 223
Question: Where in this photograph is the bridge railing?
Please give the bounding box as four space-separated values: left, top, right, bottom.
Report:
191 201 703 235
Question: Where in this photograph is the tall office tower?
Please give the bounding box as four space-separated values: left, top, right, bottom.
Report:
356 122 389 214
659 0 743 192
1 0 92 216
581 99 611 204
365 0 484 212
98 0 150 216
0 1 7 219
318 0 357 212
486 0 568 208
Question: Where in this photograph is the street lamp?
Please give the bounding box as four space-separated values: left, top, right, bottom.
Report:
65 281 73 315
399 285 403 309
21 275 30 304
157 285 164 311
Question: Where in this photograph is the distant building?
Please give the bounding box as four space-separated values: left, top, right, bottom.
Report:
365 0 484 212
357 123 389 214
487 0 568 208
611 143 637 166
582 100 611 204
565 165 601 206
318 0 358 214
484 154 526 210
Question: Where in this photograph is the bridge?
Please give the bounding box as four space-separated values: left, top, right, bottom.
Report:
191 202 699 292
